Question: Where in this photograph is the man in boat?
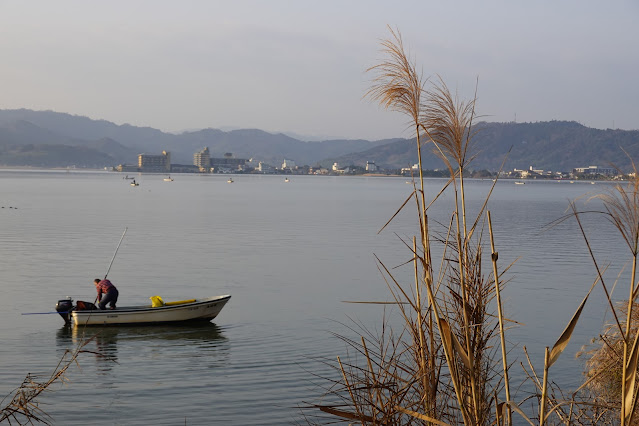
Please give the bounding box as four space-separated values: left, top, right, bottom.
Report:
94 278 119 310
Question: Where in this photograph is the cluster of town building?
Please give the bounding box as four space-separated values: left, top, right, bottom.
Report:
397 164 623 179
506 165 619 179
116 148 249 174
115 148 622 179
116 147 381 175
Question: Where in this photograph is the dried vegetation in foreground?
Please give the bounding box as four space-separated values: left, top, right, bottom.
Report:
0 333 103 425
305 27 639 425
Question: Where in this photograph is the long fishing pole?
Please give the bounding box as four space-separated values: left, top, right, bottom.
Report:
24 229 130 315
95 227 128 305
104 227 128 280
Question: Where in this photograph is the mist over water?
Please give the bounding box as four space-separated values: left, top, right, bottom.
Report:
0 171 626 424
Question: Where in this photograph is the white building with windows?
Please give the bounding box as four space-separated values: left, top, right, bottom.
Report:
138 151 171 172
282 159 296 170
573 165 615 176
258 162 275 173
366 161 377 172
194 147 211 171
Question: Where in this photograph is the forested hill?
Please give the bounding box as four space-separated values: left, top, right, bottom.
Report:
473 121 639 172
328 121 639 172
0 109 636 172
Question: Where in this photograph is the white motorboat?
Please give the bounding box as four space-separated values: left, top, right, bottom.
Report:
55 295 231 326
130 179 139 186
164 175 174 182
227 177 234 183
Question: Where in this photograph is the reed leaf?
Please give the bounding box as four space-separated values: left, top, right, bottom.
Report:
548 277 597 368
496 401 507 426
448 320 473 371
395 405 452 425
378 189 416 234
501 400 537 426
317 405 375 423
623 335 639 423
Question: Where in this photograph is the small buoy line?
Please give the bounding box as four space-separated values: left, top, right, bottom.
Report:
1 206 18 209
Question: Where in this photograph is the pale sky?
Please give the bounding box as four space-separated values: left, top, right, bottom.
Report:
0 1 637 140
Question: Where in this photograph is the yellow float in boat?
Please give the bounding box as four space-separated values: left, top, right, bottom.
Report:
165 299 196 306
150 296 197 307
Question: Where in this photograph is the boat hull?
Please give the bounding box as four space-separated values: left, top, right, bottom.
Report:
71 295 231 326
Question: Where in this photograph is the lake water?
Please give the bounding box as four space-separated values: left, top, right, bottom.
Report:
0 171 630 424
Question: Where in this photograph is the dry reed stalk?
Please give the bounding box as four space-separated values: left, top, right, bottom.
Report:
413 237 431 415
368 26 465 424
307 26 508 425
416 64 495 424
540 347 550 426
488 210 512 425
366 24 429 254
0 332 103 425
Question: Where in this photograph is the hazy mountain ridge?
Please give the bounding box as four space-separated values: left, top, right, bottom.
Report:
0 109 637 172
0 109 402 167
329 121 639 172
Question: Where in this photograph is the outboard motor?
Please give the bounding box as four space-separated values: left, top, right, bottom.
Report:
56 298 74 325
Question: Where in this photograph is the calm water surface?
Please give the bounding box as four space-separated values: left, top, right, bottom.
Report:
0 171 629 424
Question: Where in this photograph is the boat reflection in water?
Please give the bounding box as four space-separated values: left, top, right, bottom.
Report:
56 322 229 370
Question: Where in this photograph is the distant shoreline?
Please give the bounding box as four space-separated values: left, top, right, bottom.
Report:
0 166 627 182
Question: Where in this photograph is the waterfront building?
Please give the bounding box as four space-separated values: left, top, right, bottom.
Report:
366 161 377 172
258 162 275 173
194 147 211 172
573 165 616 176
116 164 139 172
138 151 171 172
282 159 296 170
170 164 200 173
210 153 247 172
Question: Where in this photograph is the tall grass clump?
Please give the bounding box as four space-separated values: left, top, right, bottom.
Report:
306 27 633 426
307 27 509 425
575 159 639 424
